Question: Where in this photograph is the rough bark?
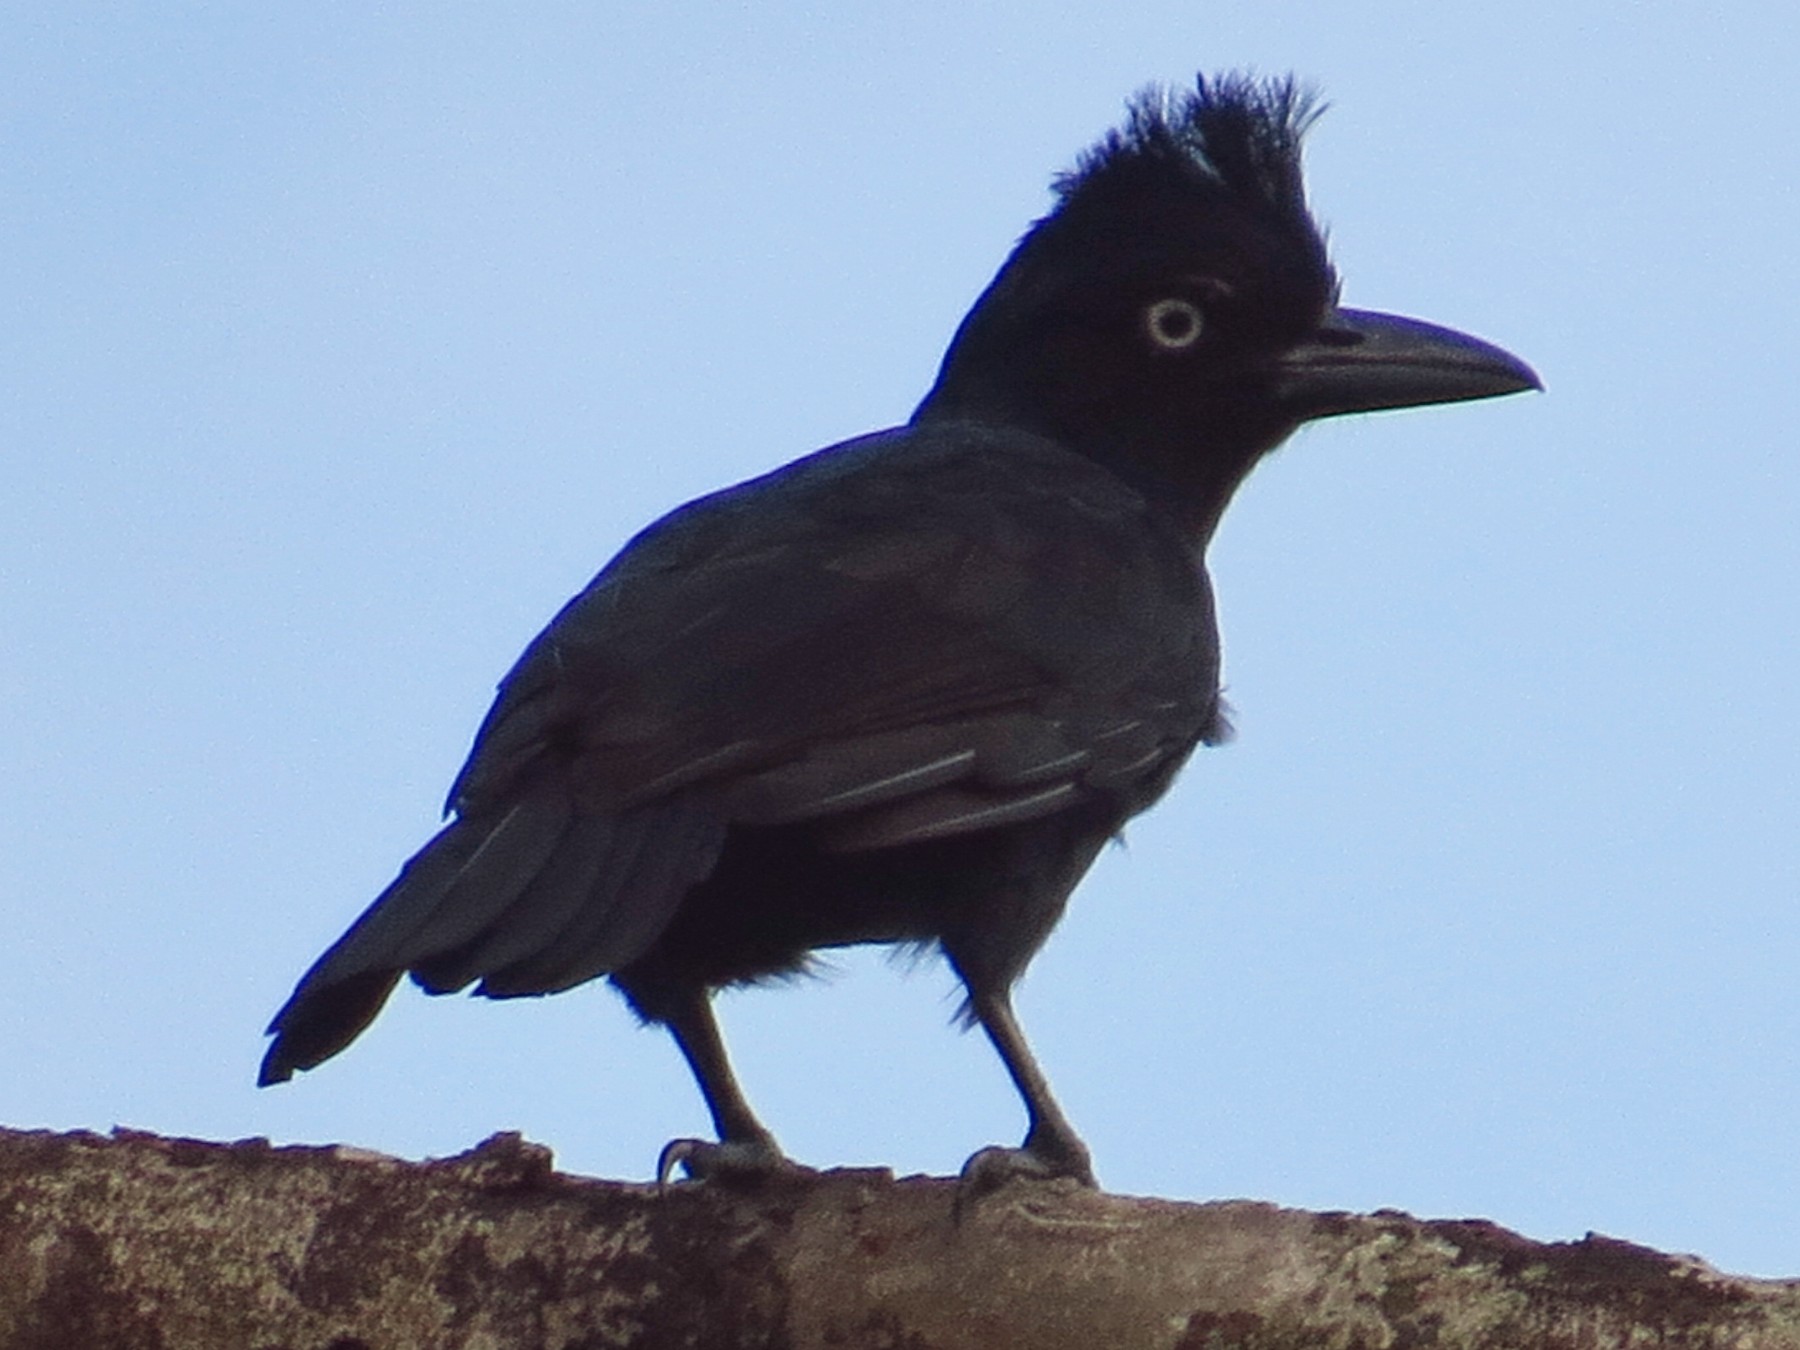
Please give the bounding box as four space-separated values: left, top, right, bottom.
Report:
0 1126 1794 1349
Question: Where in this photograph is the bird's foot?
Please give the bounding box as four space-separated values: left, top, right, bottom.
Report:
954 1136 1096 1217
655 1134 810 1189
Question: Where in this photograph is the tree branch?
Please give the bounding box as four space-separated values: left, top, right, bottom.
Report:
0 1126 1794 1348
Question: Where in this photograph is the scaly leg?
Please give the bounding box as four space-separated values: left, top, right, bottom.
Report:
654 987 795 1184
960 985 1096 1195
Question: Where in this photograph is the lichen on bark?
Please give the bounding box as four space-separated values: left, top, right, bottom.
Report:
0 1126 1794 1349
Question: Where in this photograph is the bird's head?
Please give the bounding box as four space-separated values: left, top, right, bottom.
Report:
914 74 1539 542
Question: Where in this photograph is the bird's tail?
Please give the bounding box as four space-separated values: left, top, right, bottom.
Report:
258 791 725 1085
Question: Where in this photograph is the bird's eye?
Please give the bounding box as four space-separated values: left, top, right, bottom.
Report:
1144 298 1206 351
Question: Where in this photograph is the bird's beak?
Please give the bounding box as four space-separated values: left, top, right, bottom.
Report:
1273 307 1541 423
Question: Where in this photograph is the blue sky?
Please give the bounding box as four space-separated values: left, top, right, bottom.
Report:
5 4 1798 1277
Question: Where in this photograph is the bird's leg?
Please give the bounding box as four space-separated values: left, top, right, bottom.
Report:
960 986 1096 1196
654 987 798 1185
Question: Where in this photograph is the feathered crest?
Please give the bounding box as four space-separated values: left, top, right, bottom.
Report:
1055 73 1323 227
917 70 1337 420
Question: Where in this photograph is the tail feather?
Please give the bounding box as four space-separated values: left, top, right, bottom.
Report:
479 801 725 996
388 795 572 966
281 818 487 997
260 794 727 1082
258 802 554 1084
411 815 617 995
535 802 725 992
257 968 400 1085
475 811 655 996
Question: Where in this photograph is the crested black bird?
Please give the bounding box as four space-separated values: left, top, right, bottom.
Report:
260 73 1538 1189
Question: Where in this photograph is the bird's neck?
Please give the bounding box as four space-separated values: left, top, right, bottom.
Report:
911 392 1289 556
1093 415 1295 552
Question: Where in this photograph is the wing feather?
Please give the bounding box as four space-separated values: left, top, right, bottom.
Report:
452 426 1220 848
264 425 1225 1081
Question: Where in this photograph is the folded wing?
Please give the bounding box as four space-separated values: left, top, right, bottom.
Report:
260 427 1222 1081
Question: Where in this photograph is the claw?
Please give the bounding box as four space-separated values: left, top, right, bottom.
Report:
952 1140 1097 1219
654 1134 806 1189
655 1137 704 1188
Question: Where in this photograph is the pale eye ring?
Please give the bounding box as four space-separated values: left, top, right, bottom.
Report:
1145 297 1206 350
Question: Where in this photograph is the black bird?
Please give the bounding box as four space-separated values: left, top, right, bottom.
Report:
260 74 1538 1189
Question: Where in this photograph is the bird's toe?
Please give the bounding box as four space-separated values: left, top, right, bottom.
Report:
655 1135 809 1188
954 1139 1096 1215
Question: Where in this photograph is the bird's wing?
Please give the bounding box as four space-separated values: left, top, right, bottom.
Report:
257 428 1226 1076
449 426 1224 850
